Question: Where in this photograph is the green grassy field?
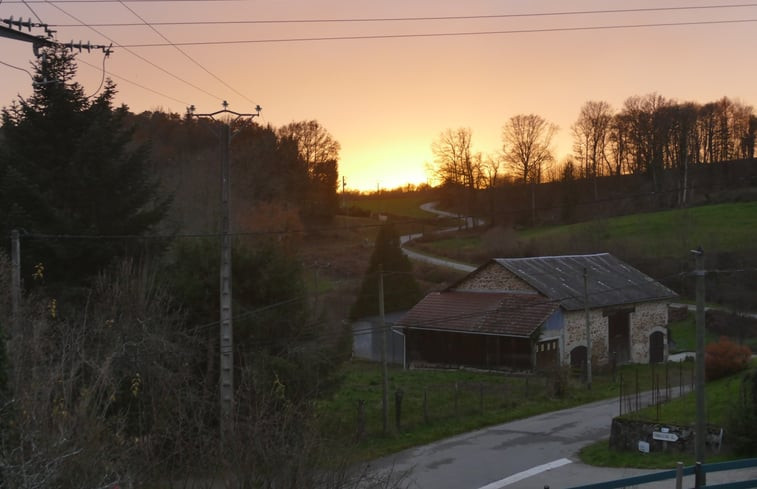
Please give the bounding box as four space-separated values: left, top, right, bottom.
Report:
414 201 757 262
522 201 757 255
667 313 719 353
351 194 437 219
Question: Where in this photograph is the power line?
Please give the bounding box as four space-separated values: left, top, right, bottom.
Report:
75 56 190 104
115 0 257 106
44 0 226 103
5 0 231 2
45 3 757 27
0 58 34 79
117 18 757 47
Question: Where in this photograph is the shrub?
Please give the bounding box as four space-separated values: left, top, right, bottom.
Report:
705 336 752 381
726 368 757 456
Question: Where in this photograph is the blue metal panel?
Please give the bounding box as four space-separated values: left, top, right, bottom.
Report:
542 309 564 331
564 459 757 489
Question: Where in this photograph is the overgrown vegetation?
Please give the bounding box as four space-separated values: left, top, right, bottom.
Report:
705 337 752 381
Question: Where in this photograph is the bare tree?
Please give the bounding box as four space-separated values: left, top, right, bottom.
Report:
430 127 474 188
501 114 558 225
430 128 481 225
502 114 557 185
278 120 341 177
572 101 613 200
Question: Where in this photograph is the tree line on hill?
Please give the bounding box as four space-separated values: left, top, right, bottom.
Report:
428 94 756 224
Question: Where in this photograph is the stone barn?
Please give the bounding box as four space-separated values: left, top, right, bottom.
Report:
397 253 677 370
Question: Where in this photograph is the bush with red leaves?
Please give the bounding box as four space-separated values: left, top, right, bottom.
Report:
705 336 752 381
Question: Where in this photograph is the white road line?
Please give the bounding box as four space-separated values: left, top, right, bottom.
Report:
477 458 573 489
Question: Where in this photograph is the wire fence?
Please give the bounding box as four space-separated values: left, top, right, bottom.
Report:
618 361 695 420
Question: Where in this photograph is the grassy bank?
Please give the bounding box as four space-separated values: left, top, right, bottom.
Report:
580 361 757 469
411 201 757 262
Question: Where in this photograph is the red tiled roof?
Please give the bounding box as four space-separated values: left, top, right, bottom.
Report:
397 291 558 338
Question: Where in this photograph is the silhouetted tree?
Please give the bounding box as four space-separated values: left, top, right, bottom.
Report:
351 222 421 319
430 128 482 223
572 101 612 200
501 114 557 225
278 120 340 221
0 47 169 286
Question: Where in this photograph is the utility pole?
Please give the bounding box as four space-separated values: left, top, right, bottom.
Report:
187 101 261 437
691 247 706 487
378 264 389 434
583 267 592 389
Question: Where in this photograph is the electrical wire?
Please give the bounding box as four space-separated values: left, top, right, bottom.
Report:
118 18 757 47
76 56 191 105
84 48 109 98
6 0 230 2
20 0 43 23
46 3 757 27
116 0 258 106
0 59 35 79
44 0 226 103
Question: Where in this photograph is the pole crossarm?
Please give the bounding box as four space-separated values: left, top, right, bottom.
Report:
1 21 113 56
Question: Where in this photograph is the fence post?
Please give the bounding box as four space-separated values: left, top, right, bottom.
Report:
454 382 459 416
395 388 404 432
676 461 683 489
423 389 429 424
694 461 704 488
356 399 366 441
618 373 623 417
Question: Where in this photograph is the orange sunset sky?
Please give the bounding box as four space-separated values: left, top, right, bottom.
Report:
1 0 756 191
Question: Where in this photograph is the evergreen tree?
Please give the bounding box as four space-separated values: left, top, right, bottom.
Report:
350 222 422 319
0 47 170 285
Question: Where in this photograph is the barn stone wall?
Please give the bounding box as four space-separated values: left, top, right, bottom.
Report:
454 263 534 292
563 309 609 365
630 301 669 363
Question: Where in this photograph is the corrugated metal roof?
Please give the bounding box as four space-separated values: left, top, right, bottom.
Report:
493 253 677 311
397 291 558 338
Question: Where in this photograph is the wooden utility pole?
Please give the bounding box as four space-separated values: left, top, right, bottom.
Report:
379 264 389 433
187 102 261 437
583 267 592 389
692 247 706 487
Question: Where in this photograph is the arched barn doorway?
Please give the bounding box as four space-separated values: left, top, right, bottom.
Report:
649 331 665 363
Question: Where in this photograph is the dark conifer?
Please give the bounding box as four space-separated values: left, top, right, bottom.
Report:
350 222 422 319
0 47 170 285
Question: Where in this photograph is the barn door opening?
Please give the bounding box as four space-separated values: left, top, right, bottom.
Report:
649 331 665 363
608 311 630 364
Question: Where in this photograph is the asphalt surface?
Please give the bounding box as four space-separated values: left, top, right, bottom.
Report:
365 390 756 489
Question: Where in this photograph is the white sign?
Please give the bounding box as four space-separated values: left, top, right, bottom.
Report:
653 431 679 442
638 441 650 453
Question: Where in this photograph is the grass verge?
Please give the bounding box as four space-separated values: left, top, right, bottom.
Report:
317 360 695 462
580 363 757 469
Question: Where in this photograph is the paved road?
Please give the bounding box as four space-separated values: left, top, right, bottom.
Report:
366 390 748 489
401 202 477 273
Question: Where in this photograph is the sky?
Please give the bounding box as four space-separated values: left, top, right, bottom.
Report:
1 0 756 192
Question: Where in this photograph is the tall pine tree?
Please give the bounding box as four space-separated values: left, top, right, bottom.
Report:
351 222 422 319
0 47 170 285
